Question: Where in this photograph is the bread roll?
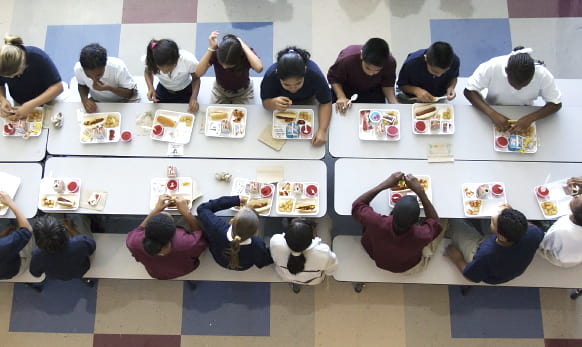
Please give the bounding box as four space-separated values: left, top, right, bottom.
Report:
156 115 177 127
209 111 228 120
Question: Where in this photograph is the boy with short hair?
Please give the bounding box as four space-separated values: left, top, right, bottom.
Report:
396 41 460 103
74 43 137 113
327 38 398 113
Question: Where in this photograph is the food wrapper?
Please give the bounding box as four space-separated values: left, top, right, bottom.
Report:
257 166 284 184
427 143 454 163
80 189 107 211
135 112 154 136
258 125 285 151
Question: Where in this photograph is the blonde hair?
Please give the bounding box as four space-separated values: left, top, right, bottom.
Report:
226 207 259 269
0 35 26 77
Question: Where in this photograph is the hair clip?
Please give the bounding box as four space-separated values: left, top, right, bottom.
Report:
290 251 302 256
150 41 158 49
510 47 532 56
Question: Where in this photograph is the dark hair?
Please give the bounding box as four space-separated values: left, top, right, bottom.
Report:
227 207 259 269
33 216 69 253
145 39 180 75
275 46 310 80
506 46 535 87
217 34 245 72
143 213 176 255
391 195 420 231
285 218 315 274
426 41 454 69
572 197 582 225
497 208 528 242
79 43 107 70
361 38 390 67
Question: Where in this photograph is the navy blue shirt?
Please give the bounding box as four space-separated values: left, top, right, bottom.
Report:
397 49 460 97
196 196 273 270
463 225 544 284
30 235 96 280
0 227 31 279
260 60 332 104
0 46 61 104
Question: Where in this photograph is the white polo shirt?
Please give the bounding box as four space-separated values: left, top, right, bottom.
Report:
74 57 137 102
270 234 338 285
465 54 561 106
142 49 198 91
538 215 582 268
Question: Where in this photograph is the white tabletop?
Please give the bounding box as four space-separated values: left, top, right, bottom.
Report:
47 102 324 159
329 103 582 162
0 131 47 162
44 157 327 217
334 158 581 219
0 163 42 219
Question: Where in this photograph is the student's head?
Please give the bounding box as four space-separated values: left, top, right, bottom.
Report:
33 216 69 253
227 207 260 269
285 218 316 274
425 41 454 77
275 46 310 94
79 43 107 81
505 46 535 90
143 212 176 256
570 194 582 226
491 208 528 243
390 195 420 233
0 35 26 78
217 34 244 71
145 39 179 75
360 38 390 76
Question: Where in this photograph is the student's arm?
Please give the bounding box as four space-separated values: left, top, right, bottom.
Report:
176 196 202 232
399 85 435 103
239 38 263 73
144 68 159 102
355 172 404 204
13 82 63 119
0 84 14 117
262 97 292 112
382 86 399 104
331 82 350 113
195 31 218 78
92 80 135 99
0 192 31 231
312 101 331 146
446 77 457 100
464 88 511 132
510 102 561 134
188 73 201 113
78 84 97 113
405 174 439 221
139 195 171 228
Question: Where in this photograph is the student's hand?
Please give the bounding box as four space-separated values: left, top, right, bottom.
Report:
416 88 436 103
239 195 248 205
567 177 582 194
0 191 15 209
82 97 97 113
404 173 424 195
335 97 350 114
491 112 511 132
0 99 14 118
175 196 190 215
446 87 456 101
12 102 34 120
378 171 404 190
155 194 171 212
445 244 464 261
273 97 292 111
509 115 533 134
208 31 219 50
188 98 199 114
147 89 159 102
311 128 327 146
92 80 110 92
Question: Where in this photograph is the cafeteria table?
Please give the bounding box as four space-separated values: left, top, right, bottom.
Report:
0 163 42 219
0 131 47 162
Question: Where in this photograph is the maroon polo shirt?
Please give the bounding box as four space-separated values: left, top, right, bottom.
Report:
209 48 255 91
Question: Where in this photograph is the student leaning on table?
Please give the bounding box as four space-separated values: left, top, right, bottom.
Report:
195 31 263 104
445 207 544 284
351 172 443 274
196 195 273 270
143 38 201 113
464 46 562 134
260 46 332 146
74 43 138 113
0 192 33 280
327 38 399 114
0 35 63 120
270 218 338 292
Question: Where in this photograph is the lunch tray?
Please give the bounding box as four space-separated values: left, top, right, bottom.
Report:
493 122 537 153
230 177 275 216
462 182 507 217
2 107 45 138
534 179 576 219
358 109 400 141
80 112 121 143
272 109 314 140
411 103 454 135
205 106 247 138
150 110 195 144
275 181 319 216
149 177 197 211
388 176 432 209
38 177 82 212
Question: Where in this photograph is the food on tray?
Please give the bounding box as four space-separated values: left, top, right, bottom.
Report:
298 111 311 122
104 114 120 128
536 186 549 198
466 200 482 215
476 184 490 199
246 198 270 212
496 136 508 148
286 123 299 138
220 119 231 135
491 184 504 197
295 199 317 213
369 111 382 123
306 184 318 197
41 196 55 208
464 187 475 198
278 199 294 213
275 112 297 122
279 182 292 196
83 117 105 127
156 115 177 128
53 180 65 193
209 111 228 121
301 124 312 136
415 105 437 120
441 108 452 120
179 115 193 127
67 181 79 193
391 192 403 205
430 119 440 132
232 109 245 123
415 120 426 133
247 181 260 195
152 124 164 136
3 123 15 135
260 185 273 197
293 183 304 195
56 196 76 208
540 201 558 216
387 125 398 137
27 109 43 122
167 179 178 191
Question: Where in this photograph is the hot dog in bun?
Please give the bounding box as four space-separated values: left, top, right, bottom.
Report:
415 105 437 120
275 112 297 122
56 197 76 208
295 200 317 213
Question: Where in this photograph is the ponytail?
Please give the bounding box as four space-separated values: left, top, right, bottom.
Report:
287 251 306 274
227 235 242 269
276 46 310 80
284 218 315 274
4 35 23 46
226 206 259 269
145 38 179 75
0 34 26 77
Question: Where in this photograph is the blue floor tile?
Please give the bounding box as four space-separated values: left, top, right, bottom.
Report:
9 279 97 333
181 281 270 336
45 24 121 84
195 22 273 78
430 19 512 77
448 285 544 338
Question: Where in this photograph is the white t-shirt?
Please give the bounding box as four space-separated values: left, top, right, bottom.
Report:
538 215 582 268
74 57 137 102
270 234 338 285
142 49 198 91
465 54 561 106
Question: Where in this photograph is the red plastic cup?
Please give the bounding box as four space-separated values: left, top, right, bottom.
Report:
387 125 399 137
3 123 15 135
305 184 318 197
415 121 426 133
536 186 549 198
153 124 164 136
491 184 504 197
67 181 79 193
496 136 508 148
260 184 273 197
391 192 403 205
121 130 132 142
167 179 178 191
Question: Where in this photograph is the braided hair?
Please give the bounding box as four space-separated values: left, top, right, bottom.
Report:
506 46 536 87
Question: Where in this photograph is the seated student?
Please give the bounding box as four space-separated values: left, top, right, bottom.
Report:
195 31 263 104
126 195 208 279
74 43 138 113
445 207 544 284
567 176 582 194
30 215 95 283
0 35 63 120
396 41 460 103
351 172 443 274
0 192 32 279
270 218 338 291
196 195 272 270
464 46 562 134
327 38 398 113
260 46 332 146
538 193 582 267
